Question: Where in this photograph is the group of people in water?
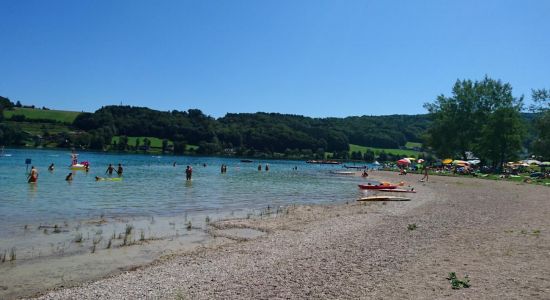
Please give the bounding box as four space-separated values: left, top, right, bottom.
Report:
27 162 124 183
26 155 299 184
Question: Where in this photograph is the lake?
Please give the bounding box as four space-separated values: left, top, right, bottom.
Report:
0 148 374 298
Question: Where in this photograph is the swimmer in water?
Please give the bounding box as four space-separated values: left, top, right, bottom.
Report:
28 166 38 183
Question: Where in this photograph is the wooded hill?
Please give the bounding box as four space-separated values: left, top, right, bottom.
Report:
72 106 429 154
2 103 430 157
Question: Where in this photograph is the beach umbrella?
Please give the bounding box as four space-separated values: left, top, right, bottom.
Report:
373 161 381 165
406 157 416 161
417 159 425 163
467 159 480 165
452 160 470 166
397 158 411 165
523 159 542 165
442 158 453 164
541 162 550 166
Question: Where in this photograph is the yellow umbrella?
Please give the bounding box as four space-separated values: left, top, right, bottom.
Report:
442 158 453 164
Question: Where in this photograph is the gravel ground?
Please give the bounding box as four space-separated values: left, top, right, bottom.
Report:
31 172 550 299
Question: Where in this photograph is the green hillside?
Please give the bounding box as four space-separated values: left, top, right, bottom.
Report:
349 144 421 158
3 107 82 123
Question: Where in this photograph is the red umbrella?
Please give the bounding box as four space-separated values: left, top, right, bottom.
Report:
397 158 411 165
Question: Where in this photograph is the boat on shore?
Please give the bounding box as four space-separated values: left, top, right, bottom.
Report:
358 184 398 190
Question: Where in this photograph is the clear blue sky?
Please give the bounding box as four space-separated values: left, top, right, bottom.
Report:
1 0 549 118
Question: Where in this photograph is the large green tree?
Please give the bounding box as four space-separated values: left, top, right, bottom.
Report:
530 89 550 160
476 107 524 168
424 76 524 162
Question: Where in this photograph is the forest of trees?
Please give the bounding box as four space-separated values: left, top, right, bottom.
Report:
69 106 428 156
2 76 549 164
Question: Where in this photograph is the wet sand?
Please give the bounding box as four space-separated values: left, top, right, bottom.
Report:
28 171 550 299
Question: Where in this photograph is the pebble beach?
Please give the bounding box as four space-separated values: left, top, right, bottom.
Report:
31 171 550 299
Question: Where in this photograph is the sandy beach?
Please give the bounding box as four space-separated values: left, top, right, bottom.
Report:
30 171 550 299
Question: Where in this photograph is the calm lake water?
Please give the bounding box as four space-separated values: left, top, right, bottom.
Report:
0 148 379 298
0 148 372 236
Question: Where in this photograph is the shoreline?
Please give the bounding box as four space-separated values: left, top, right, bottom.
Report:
27 171 550 299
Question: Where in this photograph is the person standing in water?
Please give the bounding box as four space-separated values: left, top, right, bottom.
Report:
185 165 193 180
70 151 78 166
116 163 123 176
258 164 262 171
265 164 269 171
48 163 55 172
27 166 38 183
105 164 115 176
65 173 73 181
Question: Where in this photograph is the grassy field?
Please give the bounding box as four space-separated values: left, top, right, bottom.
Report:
3 107 82 123
111 136 198 151
5 121 73 135
405 141 422 149
112 136 171 148
349 144 421 158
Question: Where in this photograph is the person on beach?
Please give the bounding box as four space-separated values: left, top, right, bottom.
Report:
362 170 369 177
420 166 429 182
105 164 115 176
116 163 123 176
28 166 38 183
185 165 193 180
48 163 55 172
65 173 73 181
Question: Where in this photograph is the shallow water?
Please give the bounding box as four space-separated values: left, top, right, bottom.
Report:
0 148 374 298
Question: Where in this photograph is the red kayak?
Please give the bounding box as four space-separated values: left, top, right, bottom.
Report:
358 184 398 190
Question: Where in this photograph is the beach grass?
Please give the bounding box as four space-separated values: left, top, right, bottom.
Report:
3 107 82 123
